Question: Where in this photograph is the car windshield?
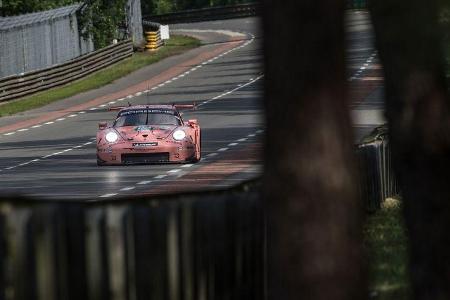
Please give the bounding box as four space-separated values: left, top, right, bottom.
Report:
114 109 181 127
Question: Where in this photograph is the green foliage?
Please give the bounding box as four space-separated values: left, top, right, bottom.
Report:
155 0 174 14
364 199 410 300
1 0 127 50
0 0 76 16
78 0 127 49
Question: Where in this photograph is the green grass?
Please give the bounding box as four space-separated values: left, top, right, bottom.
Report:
364 198 411 299
0 35 201 117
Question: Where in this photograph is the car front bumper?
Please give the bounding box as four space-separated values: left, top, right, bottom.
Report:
97 140 196 165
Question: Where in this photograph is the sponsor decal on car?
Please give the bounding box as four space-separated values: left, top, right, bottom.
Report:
134 125 172 132
132 142 158 147
119 109 175 117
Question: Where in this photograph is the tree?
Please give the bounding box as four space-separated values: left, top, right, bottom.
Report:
369 0 450 298
261 0 366 299
1 0 77 16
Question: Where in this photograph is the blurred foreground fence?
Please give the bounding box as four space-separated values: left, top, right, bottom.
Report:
0 184 264 300
356 125 400 211
0 40 133 103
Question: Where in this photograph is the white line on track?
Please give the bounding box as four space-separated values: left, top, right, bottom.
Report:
348 50 377 81
120 187 136 191
0 138 97 172
100 193 118 198
137 180 152 185
2 68 264 175
197 75 264 108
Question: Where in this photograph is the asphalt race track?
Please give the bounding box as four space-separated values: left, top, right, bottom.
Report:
0 12 383 200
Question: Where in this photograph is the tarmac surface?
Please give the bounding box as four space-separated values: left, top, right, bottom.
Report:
0 12 383 200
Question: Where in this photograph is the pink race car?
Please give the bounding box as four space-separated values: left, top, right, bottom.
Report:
96 104 201 165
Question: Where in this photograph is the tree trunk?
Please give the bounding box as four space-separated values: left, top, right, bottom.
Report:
262 1 366 299
369 0 450 299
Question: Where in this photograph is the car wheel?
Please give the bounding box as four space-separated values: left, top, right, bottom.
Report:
97 155 106 166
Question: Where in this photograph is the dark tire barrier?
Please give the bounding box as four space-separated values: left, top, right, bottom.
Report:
356 125 400 211
143 3 261 24
0 183 264 300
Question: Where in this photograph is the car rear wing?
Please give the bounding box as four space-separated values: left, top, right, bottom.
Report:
109 106 127 111
173 103 197 110
107 103 197 111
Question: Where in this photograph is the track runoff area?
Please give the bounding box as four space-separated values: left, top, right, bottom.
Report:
0 12 381 200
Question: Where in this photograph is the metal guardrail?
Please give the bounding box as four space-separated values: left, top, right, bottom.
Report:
142 20 162 31
0 183 264 300
143 3 260 24
356 125 400 211
0 40 134 103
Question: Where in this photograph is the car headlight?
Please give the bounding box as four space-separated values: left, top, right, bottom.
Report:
173 129 186 141
105 131 119 143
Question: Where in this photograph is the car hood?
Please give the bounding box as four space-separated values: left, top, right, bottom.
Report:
115 125 178 141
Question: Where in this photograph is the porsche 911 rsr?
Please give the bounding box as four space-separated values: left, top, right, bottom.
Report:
96 104 201 165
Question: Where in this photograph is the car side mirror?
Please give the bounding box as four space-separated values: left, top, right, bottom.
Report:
188 119 198 126
98 122 107 130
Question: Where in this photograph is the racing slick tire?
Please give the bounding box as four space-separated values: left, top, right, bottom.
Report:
97 155 107 166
